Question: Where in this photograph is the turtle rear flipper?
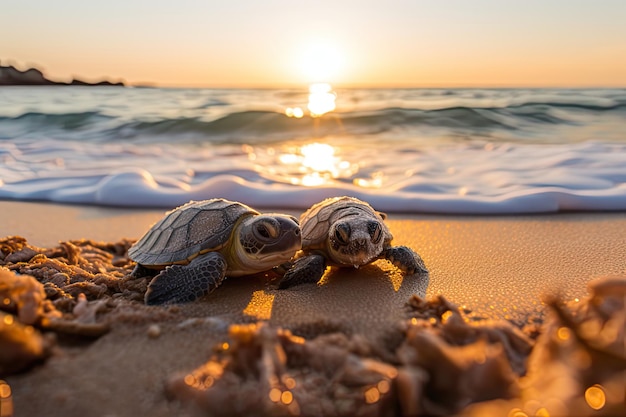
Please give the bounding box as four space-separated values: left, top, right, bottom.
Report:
383 246 428 274
278 254 326 289
145 252 228 305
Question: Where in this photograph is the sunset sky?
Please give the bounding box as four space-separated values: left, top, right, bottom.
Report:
2 0 625 88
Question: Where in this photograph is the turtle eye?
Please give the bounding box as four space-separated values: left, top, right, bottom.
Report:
256 219 279 240
368 221 383 244
334 223 351 245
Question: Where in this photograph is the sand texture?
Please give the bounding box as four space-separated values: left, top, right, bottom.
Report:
0 201 625 416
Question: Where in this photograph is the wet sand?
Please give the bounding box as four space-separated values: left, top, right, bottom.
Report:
1 201 625 416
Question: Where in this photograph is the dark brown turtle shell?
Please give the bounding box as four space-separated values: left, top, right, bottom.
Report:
128 199 257 266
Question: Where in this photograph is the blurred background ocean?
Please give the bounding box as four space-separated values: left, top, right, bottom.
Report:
1 85 625 213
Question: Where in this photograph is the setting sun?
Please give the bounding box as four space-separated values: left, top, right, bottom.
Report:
296 40 344 83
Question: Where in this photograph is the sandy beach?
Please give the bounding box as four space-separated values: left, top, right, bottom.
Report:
3 201 625 321
1 200 625 416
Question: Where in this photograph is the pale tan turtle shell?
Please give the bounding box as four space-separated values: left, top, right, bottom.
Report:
299 196 393 252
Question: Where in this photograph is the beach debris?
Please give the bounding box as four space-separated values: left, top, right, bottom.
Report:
127 198 301 305
396 294 534 415
0 379 13 417
167 322 398 417
461 274 626 417
277 196 427 289
0 238 139 340
164 295 536 417
0 311 51 375
0 265 110 341
1 237 37 263
0 267 50 325
165 299 532 417
166 277 626 417
45 293 110 337
1 236 135 307
0 236 181 328
147 324 161 338
403 294 534 375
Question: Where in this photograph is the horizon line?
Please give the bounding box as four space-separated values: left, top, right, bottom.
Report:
131 82 626 89
3 59 625 90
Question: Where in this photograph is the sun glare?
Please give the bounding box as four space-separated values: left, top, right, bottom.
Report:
276 142 355 186
284 83 336 118
297 41 344 83
307 83 336 117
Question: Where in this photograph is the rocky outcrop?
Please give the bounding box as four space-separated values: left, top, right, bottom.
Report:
0 61 125 86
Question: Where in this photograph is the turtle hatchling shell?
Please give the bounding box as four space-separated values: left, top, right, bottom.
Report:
128 199 257 266
300 196 388 249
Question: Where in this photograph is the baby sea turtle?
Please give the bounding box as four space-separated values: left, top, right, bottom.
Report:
278 196 427 288
128 199 301 305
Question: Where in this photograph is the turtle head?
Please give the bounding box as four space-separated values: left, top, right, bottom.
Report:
233 214 301 273
327 217 387 267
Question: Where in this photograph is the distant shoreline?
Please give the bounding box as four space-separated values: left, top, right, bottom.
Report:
0 62 125 87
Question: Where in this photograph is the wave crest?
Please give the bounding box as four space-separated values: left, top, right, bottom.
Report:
2 96 625 143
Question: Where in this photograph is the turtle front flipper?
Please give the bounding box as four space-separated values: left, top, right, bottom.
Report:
383 246 428 274
130 263 157 279
278 254 326 289
145 252 228 305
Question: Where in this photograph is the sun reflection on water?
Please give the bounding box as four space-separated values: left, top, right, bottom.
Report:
253 83 393 187
277 142 356 186
285 83 336 119
245 140 390 188
307 83 336 117
285 107 304 118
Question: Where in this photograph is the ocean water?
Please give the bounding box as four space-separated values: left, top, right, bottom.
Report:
0 86 625 214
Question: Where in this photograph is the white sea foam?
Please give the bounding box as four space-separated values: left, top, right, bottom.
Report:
1 138 625 214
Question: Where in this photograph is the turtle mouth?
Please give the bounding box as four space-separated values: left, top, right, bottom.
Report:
341 252 378 267
256 250 296 265
331 237 381 267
